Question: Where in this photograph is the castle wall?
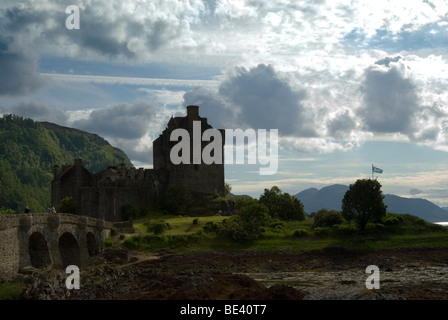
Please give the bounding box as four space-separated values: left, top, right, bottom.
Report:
51 105 225 221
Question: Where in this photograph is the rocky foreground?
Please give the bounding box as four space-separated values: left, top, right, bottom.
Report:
17 247 448 300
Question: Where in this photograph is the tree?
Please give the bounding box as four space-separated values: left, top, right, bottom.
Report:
121 203 139 221
341 179 387 231
58 196 76 214
220 199 270 241
259 186 305 220
313 209 344 227
163 183 192 214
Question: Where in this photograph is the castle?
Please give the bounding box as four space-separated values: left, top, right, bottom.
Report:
51 105 225 221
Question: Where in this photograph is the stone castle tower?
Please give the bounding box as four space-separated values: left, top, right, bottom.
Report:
51 105 225 221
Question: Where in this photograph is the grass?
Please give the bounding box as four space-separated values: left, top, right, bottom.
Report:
110 210 448 254
0 282 24 300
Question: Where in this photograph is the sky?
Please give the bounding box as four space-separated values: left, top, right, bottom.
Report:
1 0 448 207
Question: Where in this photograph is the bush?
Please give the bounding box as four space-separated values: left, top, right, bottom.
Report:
293 229 308 237
0 207 16 215
313 209 344 227
313 227 330 237
365 223 385 233
332 224 357 236
121 203 139 221
203 221 218 233
58 197 76 214
259 186 305 220
110 227 117 236
382 214 403 226
219 202 270 242
269 220 285 231
163 183 192 214
193 218 199 224
104 237 113 248
153 221 170 235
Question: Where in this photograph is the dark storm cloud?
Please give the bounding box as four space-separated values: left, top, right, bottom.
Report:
0 50 47 96
184 64 316 137
0 1 190 97
0 30 47 96
73 99 157 140
183 86 240 129
327 111 356 139
9 101 68 124
358 64 420 135
375 56 401 67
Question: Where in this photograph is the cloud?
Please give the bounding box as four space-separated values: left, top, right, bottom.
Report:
8 101 68 124
72 99 157 140
410 188 423 195
358 60 421 135
327 110 357 139
184 64 315 137
0 36 47 96
375 55 401 67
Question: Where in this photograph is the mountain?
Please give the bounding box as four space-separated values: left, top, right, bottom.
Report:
294 184 348 214
295 184 448 223
0 114 132 213
383 194 448 223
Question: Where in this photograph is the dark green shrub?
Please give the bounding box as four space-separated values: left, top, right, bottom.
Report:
332 224 357 235
313 209 344 227
121 203 139 221
58 197 76 214
259 186 305 220
293 229 308 237
203 221 218 233
219 202 270 242
365 223 385 233
269 220 285 231
0 207 16 215
163 183 192 214
104 237 113 248
193 218 199 225
153 221 169 235
314 227 330 237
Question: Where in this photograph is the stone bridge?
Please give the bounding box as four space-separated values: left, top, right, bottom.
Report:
0 213 117 280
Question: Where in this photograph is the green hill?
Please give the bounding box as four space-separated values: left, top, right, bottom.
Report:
0 114 133 213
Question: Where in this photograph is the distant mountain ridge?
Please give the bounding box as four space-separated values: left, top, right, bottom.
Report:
294 184 448 223
0 114 132 212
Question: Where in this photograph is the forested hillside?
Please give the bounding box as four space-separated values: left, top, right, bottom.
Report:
0 115 133 213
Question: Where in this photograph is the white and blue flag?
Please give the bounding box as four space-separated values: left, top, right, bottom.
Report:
372 165 383 174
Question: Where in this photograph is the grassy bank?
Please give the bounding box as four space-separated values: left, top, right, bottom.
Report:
107 211 448 254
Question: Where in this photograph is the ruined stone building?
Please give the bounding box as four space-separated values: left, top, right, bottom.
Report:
51 105 225 221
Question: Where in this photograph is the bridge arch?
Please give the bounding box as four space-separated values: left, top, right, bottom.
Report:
58 232 81 268
29 232 51 268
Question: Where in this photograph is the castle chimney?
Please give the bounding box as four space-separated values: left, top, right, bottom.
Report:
187 105 199 120
74 159 82 166
53 165 59 178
